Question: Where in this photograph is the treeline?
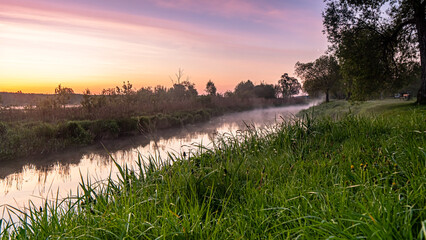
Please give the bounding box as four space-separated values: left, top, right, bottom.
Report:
0 72 306 123
0 73 309 159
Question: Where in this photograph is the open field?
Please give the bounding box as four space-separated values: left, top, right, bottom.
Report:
1 100 425 239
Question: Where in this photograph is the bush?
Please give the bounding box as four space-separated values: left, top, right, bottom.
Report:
138 116 153 132
33 122 56 139
116 118 138 133
90 120 120 140
57 122 92 144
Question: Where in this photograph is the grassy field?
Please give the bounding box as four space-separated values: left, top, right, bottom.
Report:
1 100 425 239
298 99 421 118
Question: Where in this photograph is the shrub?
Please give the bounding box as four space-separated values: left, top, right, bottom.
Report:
116 118 138 133
138 116 153 132
57 122 92 144
33 122 56 139
90 120 120 140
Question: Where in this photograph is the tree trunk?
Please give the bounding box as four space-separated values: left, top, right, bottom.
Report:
325 89 330 103
414 1 426 104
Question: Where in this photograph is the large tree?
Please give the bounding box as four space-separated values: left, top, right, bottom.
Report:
323 0 426 104
295 55 341 102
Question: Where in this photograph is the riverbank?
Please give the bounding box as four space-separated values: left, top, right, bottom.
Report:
0 98 308 160
2 100 425 239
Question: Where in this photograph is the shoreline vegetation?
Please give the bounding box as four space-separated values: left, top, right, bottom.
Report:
0 79 308 160
1 99 425 238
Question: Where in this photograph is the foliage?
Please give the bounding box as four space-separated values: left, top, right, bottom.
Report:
168 81 198 100
3 103 425 239
36 97 59 111
253 82 276 99
323 0 426 103
234 80 255 98
55 84 74 108
205 80 217 96
276 73 301 98
295 55 342 102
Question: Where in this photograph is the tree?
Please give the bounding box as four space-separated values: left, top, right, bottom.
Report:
168 81 198 100
234 80 255 98
55 84 74 108
323 0 426 104
295 55 342 102
205 80 217 96
254 82 276 99
121 81 134 95
276 73 301 98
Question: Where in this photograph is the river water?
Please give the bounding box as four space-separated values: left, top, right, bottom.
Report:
0 103 316 221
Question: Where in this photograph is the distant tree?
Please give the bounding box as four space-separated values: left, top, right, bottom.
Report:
167 69 198 100
55 84 74 108
169 81 198 100
254 82 276 99
205 80 217 96
36 97 59 111
170 68 187 85
81 88 97 111
182 81 198 97
102 88 118 96
224 91 234 98
234 80 255 98
295 55 341 102
137 87 154 100
121 81 134 95
276 74 301 98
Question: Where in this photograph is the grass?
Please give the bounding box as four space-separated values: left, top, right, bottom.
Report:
298 98 421 119
1 100 425 239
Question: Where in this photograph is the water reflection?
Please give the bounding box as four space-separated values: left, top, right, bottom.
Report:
0 103 316 217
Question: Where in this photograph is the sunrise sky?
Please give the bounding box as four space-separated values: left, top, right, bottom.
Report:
0 0 328 94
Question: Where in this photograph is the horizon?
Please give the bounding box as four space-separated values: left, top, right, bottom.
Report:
0 0 328 94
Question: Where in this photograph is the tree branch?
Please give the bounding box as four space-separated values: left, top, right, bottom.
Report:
390 18 416 41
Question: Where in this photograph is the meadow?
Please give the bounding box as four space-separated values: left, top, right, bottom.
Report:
1 99 425 239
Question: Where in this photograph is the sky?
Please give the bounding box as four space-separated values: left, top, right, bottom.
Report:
0 0 328 94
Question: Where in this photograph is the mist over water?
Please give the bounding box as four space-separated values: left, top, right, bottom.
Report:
0 101 320 221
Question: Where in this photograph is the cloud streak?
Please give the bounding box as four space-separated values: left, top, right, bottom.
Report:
0 0 327 93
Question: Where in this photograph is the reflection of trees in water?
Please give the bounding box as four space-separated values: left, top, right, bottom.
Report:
0 120 226 190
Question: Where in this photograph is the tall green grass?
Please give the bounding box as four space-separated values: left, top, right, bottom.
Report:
1 106 425 239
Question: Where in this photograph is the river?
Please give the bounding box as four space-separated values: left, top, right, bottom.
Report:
0 102 316 222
